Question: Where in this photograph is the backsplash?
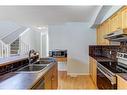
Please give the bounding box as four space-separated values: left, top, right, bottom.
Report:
119 41 127 53
89 46 102 56
0 59 29 75
89 41 127 60
89 45 120 60
101 46 119 60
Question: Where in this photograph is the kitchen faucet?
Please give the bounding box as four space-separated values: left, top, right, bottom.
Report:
28 49 35 64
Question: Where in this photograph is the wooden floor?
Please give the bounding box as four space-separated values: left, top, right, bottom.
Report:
58 71 96 89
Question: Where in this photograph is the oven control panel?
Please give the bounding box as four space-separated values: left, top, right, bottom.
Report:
117 52 127 59
117 52 127 65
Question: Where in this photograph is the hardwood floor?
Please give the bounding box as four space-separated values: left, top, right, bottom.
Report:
58 71 96 89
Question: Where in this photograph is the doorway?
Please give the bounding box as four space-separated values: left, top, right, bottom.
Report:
40 31 49 58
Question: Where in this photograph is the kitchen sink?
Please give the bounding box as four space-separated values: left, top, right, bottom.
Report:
39 57 57 63
34 60 51 64
15 64 48 73
15 57 55 73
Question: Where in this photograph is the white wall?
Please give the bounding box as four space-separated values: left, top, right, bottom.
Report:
41 32 48 57
20 27 49 58
0 21 21 39
48 22 96 75
20 29 37 51
34 31 41 52
35 28 48 58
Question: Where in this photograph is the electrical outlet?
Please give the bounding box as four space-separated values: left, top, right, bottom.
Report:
109 51 112 54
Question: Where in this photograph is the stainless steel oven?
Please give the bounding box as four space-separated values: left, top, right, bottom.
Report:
97 62 117 89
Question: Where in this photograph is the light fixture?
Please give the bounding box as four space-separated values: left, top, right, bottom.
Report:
37 26 48 30
37 27 43 30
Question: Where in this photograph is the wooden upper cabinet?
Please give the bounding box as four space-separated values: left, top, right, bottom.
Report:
96 6 127 45
96 24 105 45
103 20 110 45
96 28 98 45
110 11 122 32
96 20 110 45
121 7 127 29
104 19 111 34
100 23 105 45
96 25 100 45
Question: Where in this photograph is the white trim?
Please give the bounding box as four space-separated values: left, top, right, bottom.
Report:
19 28 30 37
40 32 42 58
58 69 67 71
46 31 49 57
67 72 90 77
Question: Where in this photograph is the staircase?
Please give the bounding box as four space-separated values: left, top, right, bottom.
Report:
10 38 30 56
10 38 19 56
0 24 31 58
0 40 10 58
0 38 30 58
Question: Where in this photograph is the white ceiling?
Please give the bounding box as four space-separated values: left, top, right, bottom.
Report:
0 6 99 26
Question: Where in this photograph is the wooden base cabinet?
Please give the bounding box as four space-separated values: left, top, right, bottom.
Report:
51 64 58 89
56 57 67 62
117 76 127 89
44 63 58 89
89 56 97 86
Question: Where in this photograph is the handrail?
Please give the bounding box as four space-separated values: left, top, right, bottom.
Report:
19 40 30 55
0 40 10 58
0 38 30 58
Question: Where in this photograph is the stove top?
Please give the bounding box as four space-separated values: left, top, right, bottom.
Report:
98 52 127 74
99 61 127 73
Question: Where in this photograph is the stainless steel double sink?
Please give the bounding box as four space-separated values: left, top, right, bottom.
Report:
15 61 51 73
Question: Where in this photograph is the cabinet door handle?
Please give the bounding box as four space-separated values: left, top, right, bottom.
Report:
52 78 54 81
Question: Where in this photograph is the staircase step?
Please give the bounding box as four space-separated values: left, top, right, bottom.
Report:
10 38 19 55
11 51 18 54
11 47 19 49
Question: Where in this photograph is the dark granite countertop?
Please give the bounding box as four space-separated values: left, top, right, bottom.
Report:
90 56 127 82
90 55 116 62
0 62 55 89
0 55 28 66
0 54 39 66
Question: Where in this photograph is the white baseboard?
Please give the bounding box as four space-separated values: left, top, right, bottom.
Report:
67 72 90 77
58 69 67 71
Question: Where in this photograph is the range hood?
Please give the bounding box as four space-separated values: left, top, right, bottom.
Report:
104 29 127 42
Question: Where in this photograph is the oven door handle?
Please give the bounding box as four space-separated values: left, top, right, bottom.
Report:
97 66 116 85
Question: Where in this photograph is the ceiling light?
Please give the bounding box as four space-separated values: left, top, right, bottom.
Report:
37 27 43 29
37 26 48 30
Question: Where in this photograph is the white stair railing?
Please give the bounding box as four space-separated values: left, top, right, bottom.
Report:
19 40 30 55
0 39 30 58
0 40 10 58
